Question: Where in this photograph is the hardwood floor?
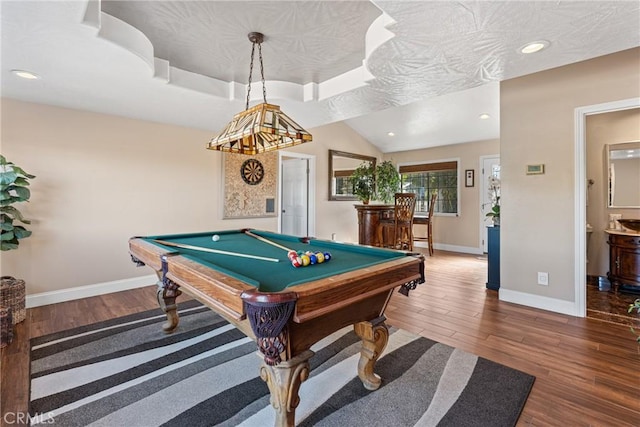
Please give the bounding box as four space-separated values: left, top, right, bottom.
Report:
586 275 640 328
2 250 639 426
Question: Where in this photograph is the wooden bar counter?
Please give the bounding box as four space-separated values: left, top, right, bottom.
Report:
354 204 394 246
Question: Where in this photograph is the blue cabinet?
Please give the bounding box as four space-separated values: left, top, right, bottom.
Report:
486 226 500 290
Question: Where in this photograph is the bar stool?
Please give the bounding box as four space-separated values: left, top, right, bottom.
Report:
378 193 416 250
414 192 436 255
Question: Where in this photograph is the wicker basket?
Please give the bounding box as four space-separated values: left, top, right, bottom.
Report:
0 306 13 348
0 276 26 324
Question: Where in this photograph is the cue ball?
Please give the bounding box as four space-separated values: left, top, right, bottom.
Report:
212 234 220 241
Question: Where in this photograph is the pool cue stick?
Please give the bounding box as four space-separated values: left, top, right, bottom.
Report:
153 240 280 263
243 229 295 253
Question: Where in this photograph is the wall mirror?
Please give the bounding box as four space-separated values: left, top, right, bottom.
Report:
607 140 640 208
328 150 376 201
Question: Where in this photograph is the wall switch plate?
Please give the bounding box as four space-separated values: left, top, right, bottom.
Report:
537 272 549 286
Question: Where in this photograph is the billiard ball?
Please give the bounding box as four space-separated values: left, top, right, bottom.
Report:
309 254 317 264
315 252 325 263
323 252 331 261
300 255 310 266
291 256 302 268
212 234 220 241
287 250 298 260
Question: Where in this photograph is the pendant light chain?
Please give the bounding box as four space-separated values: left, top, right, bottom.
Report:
245 37 268 110
245 42 256 110
257 42 267 104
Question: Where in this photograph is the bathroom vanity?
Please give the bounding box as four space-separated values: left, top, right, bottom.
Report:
606 230 640 293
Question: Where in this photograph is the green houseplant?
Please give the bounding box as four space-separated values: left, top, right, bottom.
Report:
629 299 640 343
1 155 35 250
351 162 376 204
375 160 400 204
485 176 500 226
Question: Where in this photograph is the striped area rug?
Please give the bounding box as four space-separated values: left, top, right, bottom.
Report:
30 301 534 426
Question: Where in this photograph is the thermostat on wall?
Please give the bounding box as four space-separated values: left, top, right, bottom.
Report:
526 164 545 175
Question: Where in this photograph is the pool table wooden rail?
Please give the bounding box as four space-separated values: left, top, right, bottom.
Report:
291 255 422 322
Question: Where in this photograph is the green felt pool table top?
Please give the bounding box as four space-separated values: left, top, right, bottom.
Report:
140 229 408 292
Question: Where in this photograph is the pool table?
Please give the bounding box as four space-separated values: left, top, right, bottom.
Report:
129 229 424 427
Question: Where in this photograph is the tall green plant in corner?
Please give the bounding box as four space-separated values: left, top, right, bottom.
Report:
1 155 36 251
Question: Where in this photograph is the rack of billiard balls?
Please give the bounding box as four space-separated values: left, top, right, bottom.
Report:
288 250 331 268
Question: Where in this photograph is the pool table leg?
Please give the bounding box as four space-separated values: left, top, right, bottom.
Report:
259 349 313 427
156 280 182 334
354 316 389 390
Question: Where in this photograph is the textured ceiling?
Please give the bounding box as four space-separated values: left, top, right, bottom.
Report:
101 1 382 84
2 1 639 152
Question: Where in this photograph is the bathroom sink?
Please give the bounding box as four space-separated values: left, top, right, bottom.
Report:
618 219 640 232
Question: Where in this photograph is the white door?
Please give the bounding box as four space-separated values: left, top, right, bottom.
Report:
281 158 309 236
481 156 500 252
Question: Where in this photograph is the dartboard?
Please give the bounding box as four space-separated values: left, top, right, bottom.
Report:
241 158 264 185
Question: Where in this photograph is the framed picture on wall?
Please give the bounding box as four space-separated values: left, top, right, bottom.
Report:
465 169 474 187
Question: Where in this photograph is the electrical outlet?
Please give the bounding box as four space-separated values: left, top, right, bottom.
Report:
537 272 549 286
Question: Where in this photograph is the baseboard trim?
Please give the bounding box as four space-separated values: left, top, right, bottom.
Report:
26 275 157 308
499 288 580 317
414 241 484 255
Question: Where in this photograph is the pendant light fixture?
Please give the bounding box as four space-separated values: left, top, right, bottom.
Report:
207 32 313 155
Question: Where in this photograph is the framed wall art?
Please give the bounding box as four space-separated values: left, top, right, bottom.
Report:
465 169 475 187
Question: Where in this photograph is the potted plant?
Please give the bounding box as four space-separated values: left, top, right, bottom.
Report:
375 160 400 204
1 155 35 250
351 162 376 204
485 176 500 226
629 299 640 343
0 155 35 327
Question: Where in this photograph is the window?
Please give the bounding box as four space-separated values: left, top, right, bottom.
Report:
333 169 355 196
399 161 458 215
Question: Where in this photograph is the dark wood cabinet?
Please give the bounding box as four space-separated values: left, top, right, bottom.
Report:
486 226 500 290
607 232 640 293
354 204 393 246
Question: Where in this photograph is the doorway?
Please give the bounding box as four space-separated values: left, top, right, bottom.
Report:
480 155 500 253
278 152 316 237
574 97 640 317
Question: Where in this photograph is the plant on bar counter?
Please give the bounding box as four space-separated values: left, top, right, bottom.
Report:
375 160 401 204
351 161 376 204
1 155 36 251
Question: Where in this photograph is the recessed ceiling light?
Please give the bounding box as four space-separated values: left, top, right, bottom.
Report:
479 113 490 120
387 132 395 137
11 69 40 80
519 40 550 54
